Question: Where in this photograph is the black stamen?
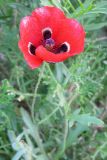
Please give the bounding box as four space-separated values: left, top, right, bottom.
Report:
29 44 36 55
43 30 51 40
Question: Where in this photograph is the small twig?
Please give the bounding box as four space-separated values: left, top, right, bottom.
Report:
62 119 69 153
93 36 107 43
13 0 18 27
92 142 107 160
39 106 59 125
86 36 107 44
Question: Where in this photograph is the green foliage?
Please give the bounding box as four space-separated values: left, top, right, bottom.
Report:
0 0 107 160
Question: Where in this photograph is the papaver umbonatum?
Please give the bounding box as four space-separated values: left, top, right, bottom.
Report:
18 6 85 69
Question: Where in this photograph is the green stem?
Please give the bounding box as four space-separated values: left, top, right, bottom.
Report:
46 63 58 84
34 124 49 160
31 63 45 122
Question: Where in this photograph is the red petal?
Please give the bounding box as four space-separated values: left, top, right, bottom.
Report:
36 45 71 63
55 18 85 55
18 40 43 69
19 16 43 69
19 16 42 46
32 6 65 39
32 6 65 20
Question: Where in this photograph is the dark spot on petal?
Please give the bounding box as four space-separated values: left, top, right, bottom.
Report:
28 43 36 55
59 43 68 52
43 30 52 40
55 43 70 54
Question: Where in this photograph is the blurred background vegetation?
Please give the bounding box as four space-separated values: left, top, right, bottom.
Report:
0 0 107 159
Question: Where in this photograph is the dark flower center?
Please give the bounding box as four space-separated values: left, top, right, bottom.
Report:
44 38 55 51
42 28 70 53
28 28 70 55
42 28 55 51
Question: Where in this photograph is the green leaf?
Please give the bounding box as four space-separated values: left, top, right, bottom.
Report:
68 113 104 126
40 0 52 6
67 123 89 147
20 108 36 139
85 22 107 31
12 149 26 160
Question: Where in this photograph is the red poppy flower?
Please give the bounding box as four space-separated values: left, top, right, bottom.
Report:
18 6 85 69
